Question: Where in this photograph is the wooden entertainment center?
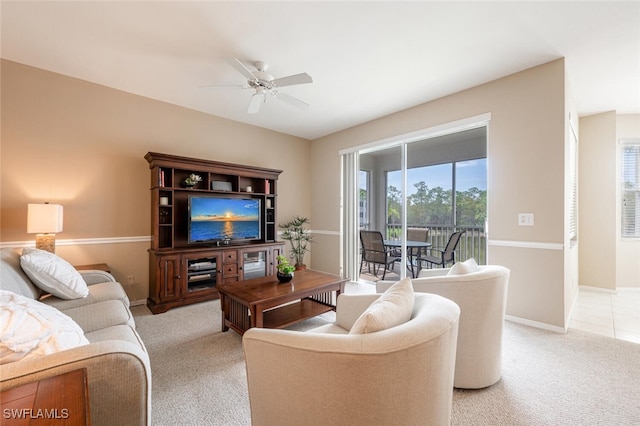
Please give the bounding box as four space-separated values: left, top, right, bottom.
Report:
145 152 284 314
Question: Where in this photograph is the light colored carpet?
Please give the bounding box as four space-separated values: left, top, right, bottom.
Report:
133 297 640 426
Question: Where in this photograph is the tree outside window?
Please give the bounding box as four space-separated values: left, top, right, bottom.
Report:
386 159 486 229
359 170 370 229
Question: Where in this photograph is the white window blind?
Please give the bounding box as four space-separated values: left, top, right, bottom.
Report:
341 151 360 280
622 140 640 238
569 121 578 240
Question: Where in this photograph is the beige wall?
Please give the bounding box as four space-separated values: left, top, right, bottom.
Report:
615 115 640 288
0 59 311 303
4 56 629 327
563 75 580 325
311 59 571 328
578 112 640 290
579 112 618 290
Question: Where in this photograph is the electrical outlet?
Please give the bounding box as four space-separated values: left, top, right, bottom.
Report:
127 275 135 285
518 213 534 226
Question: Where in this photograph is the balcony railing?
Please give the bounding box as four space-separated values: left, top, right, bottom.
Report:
384 223 486 265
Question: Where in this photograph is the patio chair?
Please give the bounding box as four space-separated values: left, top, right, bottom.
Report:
359 230 399 279
407 227 430 256
417 230 465 270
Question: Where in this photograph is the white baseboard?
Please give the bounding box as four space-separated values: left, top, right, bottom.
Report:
130 299 147 307
579 285 616 294
578 285 640 294
488 240 564 250
505 315 567 334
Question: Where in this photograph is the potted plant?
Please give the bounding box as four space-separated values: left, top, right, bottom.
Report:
184 173 202 188
279 216 312 269
276 255 295 283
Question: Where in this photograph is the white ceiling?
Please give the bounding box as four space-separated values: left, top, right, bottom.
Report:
1 1 639 140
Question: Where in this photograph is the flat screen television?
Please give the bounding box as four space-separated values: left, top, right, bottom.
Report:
188 196 261 244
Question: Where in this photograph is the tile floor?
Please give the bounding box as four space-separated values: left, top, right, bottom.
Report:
569 287 640 344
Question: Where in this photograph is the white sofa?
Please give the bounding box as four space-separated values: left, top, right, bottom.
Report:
378 264 510 389
242 292 460 426
0 248 151 425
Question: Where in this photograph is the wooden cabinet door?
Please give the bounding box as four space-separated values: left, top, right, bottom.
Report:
239 244 285 279
268 245 284 276
157 254 182 302
239 247 269 281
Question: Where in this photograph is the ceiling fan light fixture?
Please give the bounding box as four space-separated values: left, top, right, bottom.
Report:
216 57 313 114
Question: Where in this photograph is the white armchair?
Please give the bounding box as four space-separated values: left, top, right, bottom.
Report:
242 292 460 426
378 264 510 389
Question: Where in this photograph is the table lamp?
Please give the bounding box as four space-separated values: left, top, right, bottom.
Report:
27 203 64 253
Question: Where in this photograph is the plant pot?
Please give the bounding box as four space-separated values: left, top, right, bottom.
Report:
277 271 294 283
295 264 306 271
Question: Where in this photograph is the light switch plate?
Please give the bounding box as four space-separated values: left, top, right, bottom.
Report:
518 213 534 226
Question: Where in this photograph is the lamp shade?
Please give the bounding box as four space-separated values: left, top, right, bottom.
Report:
27 203 64 234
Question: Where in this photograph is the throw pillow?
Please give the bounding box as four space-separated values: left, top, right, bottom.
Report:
350 277 414 334
20 248 89 299
448 258 480 276
0 290 89 364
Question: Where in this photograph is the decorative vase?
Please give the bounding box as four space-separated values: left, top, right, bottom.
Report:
277 271 294 283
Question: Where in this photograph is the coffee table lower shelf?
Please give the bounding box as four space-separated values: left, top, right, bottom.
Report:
263 298 334 329
223 298 335 335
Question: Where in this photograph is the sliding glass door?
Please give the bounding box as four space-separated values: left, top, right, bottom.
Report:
358 145 406 279
345 125 487 282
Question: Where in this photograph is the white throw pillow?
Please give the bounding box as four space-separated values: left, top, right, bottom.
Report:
350 277 414 334
0 290 89 364
447 258 480 276
20 248 89 299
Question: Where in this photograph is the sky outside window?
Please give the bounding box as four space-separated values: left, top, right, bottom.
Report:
387 159 486 194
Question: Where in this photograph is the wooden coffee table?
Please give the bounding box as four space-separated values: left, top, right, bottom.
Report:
217 269 349 335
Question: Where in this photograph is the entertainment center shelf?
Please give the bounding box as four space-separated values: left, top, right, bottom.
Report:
145 152 284 314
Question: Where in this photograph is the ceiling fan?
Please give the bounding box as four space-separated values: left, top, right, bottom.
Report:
207 58 313 114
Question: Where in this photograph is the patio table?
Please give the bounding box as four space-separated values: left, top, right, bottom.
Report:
383 240 432 278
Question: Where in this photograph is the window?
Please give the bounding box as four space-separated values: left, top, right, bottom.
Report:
407 163 453 225
387 159 486 228
341 115 491 280
622 140 640 238
359 170 370 229
455 159 487 227
386 171 403 239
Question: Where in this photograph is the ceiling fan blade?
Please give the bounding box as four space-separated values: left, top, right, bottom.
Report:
247 92 264 114
272 72 313 88
275 92 310 110
225 57 257 81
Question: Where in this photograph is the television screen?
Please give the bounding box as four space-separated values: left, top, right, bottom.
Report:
189 196 261 243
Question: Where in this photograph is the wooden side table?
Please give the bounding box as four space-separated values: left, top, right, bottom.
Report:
74 263 110 273
0 368 90 425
